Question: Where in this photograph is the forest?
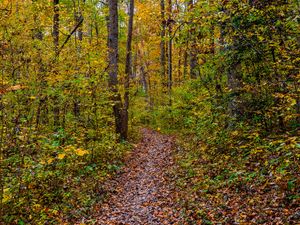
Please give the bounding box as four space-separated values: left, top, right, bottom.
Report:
0 0 299 224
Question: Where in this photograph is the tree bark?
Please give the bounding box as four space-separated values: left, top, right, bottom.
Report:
160 0 166 80
53 0 60 128
222 3 242 122
122 0 134 140
73 0 85 120
53 0 59 58
188 0 198 79
108 0 123 139
227 56 242 120
167 0 173 105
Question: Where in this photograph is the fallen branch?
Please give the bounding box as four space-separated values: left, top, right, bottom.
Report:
0 85 27 95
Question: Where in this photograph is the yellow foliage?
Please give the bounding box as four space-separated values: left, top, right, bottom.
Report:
64 145 76 152
75 148 89 156
3 188 11 203
58 153 66 160
47 158 54 164
231 131 239 136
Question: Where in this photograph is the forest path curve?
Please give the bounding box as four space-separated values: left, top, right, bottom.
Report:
92 128 184 225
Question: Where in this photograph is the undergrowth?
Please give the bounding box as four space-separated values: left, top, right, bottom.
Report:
1 107 133 225
132 81 300 224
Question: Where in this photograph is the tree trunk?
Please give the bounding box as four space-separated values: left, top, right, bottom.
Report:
73 0 85 120
108 0 123 140
140 63 150 109
0 93 4 221
183 44 188 79
53 0 60 128
122 0 134 140
221 3 242 122
53 0 59 58
227 58 242 120
160 0 166 80
190 50 198 79
167 0 172 105
188 0 198 79
178 47 182 83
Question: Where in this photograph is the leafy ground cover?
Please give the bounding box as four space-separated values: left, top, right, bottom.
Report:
75 128 183 225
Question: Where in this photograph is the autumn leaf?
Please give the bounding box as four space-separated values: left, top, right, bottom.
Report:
58 153 66 160
75 148 89 156
47 158 54 164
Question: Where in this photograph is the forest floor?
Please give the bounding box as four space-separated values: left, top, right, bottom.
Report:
78 128 185 225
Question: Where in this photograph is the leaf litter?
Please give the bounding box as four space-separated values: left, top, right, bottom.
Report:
80 128 185 225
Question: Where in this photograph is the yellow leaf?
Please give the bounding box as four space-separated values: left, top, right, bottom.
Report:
3 188 11 203
58 153 66 160
75 148 89 156
64 145 75 152
33 204 41 210
47 158 54 164
231 131 239 136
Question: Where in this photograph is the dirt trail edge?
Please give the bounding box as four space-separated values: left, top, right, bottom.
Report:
93 128 184 225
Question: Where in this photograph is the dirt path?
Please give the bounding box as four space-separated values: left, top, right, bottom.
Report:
93 128 184 225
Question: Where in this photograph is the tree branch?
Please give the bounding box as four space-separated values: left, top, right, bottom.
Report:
58 17 84 54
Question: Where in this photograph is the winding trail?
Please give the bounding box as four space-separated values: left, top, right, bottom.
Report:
95 128 184 225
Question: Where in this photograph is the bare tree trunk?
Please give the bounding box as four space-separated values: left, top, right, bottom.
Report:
32 0 47 129
73 0 85 120
108 0 123 139
76 0 85 42
140 63 150 108
227 57 242 120
188 0 198 79
160 0 166 80
219 3 242 122
53 0 59 58
190 50 198 79
53 0 60 128
178 47 182 83
122 0 134 140
0 87 4 221
167 0 173 105
183 44 188 79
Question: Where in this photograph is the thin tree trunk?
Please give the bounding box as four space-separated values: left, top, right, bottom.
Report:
108 0 123 139
73 0 85 119
53 0 60 128
227 56 242 120
188 0 198 79
178 47 182 83
140 63 150 108
0 86 4 221
122 0 134 140
167 0 172 105
221 4 242 122
183 44 188 79
53 0 59 58
32 0 46 129
160 0 166 80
